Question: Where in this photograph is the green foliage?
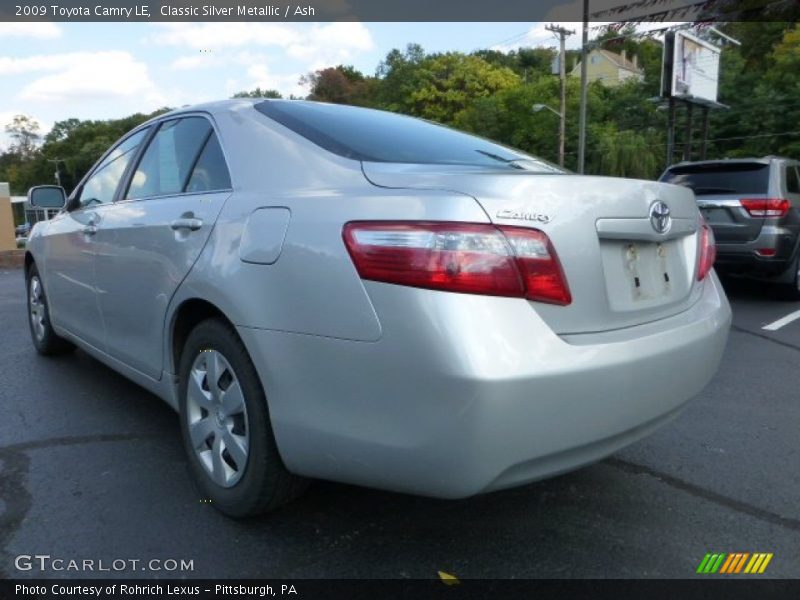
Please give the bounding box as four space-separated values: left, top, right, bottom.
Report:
373 43 430 112
473 47 558 82
232 88 283 98
406 53 520 124
589 123 662 179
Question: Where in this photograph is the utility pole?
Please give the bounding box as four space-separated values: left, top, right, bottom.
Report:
577 0 589 173
46 159 63 187
546 24 575 169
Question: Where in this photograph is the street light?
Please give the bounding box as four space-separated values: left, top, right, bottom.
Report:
532 103 564 167
532 103 561 117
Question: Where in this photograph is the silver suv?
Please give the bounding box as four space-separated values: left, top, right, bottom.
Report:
660 157 800 297
25 100 730 517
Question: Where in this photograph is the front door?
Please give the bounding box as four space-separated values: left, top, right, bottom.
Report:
93 116 232 380
44 127 151 349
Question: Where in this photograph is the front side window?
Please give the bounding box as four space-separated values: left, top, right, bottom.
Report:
78 128 149 207
126 117 213 199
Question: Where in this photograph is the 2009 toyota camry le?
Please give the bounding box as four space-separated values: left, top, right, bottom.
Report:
24 99 731 517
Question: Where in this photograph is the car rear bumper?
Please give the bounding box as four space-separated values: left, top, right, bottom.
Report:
238 272 731 498
714 226 797 275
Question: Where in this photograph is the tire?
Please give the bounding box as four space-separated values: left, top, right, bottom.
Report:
26 264 75 356
178 318 307 517
780 252 800 301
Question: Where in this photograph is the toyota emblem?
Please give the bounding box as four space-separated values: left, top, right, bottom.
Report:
650 201 672 234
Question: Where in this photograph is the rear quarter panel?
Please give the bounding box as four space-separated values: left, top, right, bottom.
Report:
166 106 491 369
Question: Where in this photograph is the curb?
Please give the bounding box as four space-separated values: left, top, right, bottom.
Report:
0 250 25 269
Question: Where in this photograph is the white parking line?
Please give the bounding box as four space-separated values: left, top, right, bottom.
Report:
762 308 800 331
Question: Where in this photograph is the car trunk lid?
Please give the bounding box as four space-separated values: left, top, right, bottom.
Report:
362 163 703 335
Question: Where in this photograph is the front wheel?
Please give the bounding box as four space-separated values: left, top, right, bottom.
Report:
178 318 307 517
26 264 75 356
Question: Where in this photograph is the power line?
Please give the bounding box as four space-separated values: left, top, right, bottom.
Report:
559 129 800 157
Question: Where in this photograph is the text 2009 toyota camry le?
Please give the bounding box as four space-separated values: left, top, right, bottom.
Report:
24 100 731 516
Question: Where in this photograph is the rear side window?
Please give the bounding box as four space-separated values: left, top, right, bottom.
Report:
255 101 562 173
661 162 770 196
785 165 800 194
126 117 212 199
186 133 231 193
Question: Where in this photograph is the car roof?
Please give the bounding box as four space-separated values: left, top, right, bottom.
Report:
156 98 261 119
665 156 795 170
155 98 347 119
138 98 349 130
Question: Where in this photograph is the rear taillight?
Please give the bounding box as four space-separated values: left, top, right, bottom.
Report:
697 216 716 281
342 222 571 305
740 198 790 217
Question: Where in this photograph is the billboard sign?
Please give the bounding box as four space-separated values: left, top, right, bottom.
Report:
668 30 721 105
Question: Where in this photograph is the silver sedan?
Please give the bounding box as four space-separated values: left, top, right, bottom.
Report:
24 100 731 516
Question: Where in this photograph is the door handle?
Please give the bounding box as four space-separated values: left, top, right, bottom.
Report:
170 218 203 231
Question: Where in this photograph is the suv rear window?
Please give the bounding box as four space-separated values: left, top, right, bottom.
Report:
255 100 562 173
661 162 770 196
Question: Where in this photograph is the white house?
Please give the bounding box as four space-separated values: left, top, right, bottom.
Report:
570 49 645 87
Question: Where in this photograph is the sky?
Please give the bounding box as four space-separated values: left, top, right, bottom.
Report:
0 21 584 150
0 18 679 150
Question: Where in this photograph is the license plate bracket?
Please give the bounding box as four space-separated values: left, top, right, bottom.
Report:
623 241 672 302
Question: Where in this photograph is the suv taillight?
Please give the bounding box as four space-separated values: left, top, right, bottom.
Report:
343 222 572 305
740 198 790 217
697 216 716 281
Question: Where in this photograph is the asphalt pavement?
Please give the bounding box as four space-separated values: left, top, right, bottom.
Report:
0 268 798 579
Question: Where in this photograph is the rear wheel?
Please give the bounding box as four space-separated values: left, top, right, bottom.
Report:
26 264 75 356
178 318 307 517
780 252 800 300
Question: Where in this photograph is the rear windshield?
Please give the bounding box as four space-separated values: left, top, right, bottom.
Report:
255 100 562 173
660 162 770 195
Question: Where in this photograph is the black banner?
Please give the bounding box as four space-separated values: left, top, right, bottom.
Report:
1 0 799 22
2 579 800 600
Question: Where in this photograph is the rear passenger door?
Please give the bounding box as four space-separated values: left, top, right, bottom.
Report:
93 115 233 380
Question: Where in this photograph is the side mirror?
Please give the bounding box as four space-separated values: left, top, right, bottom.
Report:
28 185 67 209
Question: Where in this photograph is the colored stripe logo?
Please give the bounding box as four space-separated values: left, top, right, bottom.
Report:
696 552 773 574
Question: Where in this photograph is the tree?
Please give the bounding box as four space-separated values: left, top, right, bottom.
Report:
5 115 41 159
232 88 283 99
589 123 661 179
374 43 428 112
301 65 373 105
457 77 607 170
44 118 81 144
406 53 520 124
0 109 168 195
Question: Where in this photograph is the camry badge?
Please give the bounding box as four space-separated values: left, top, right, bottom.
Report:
649 201 671 234
496 209 552 224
